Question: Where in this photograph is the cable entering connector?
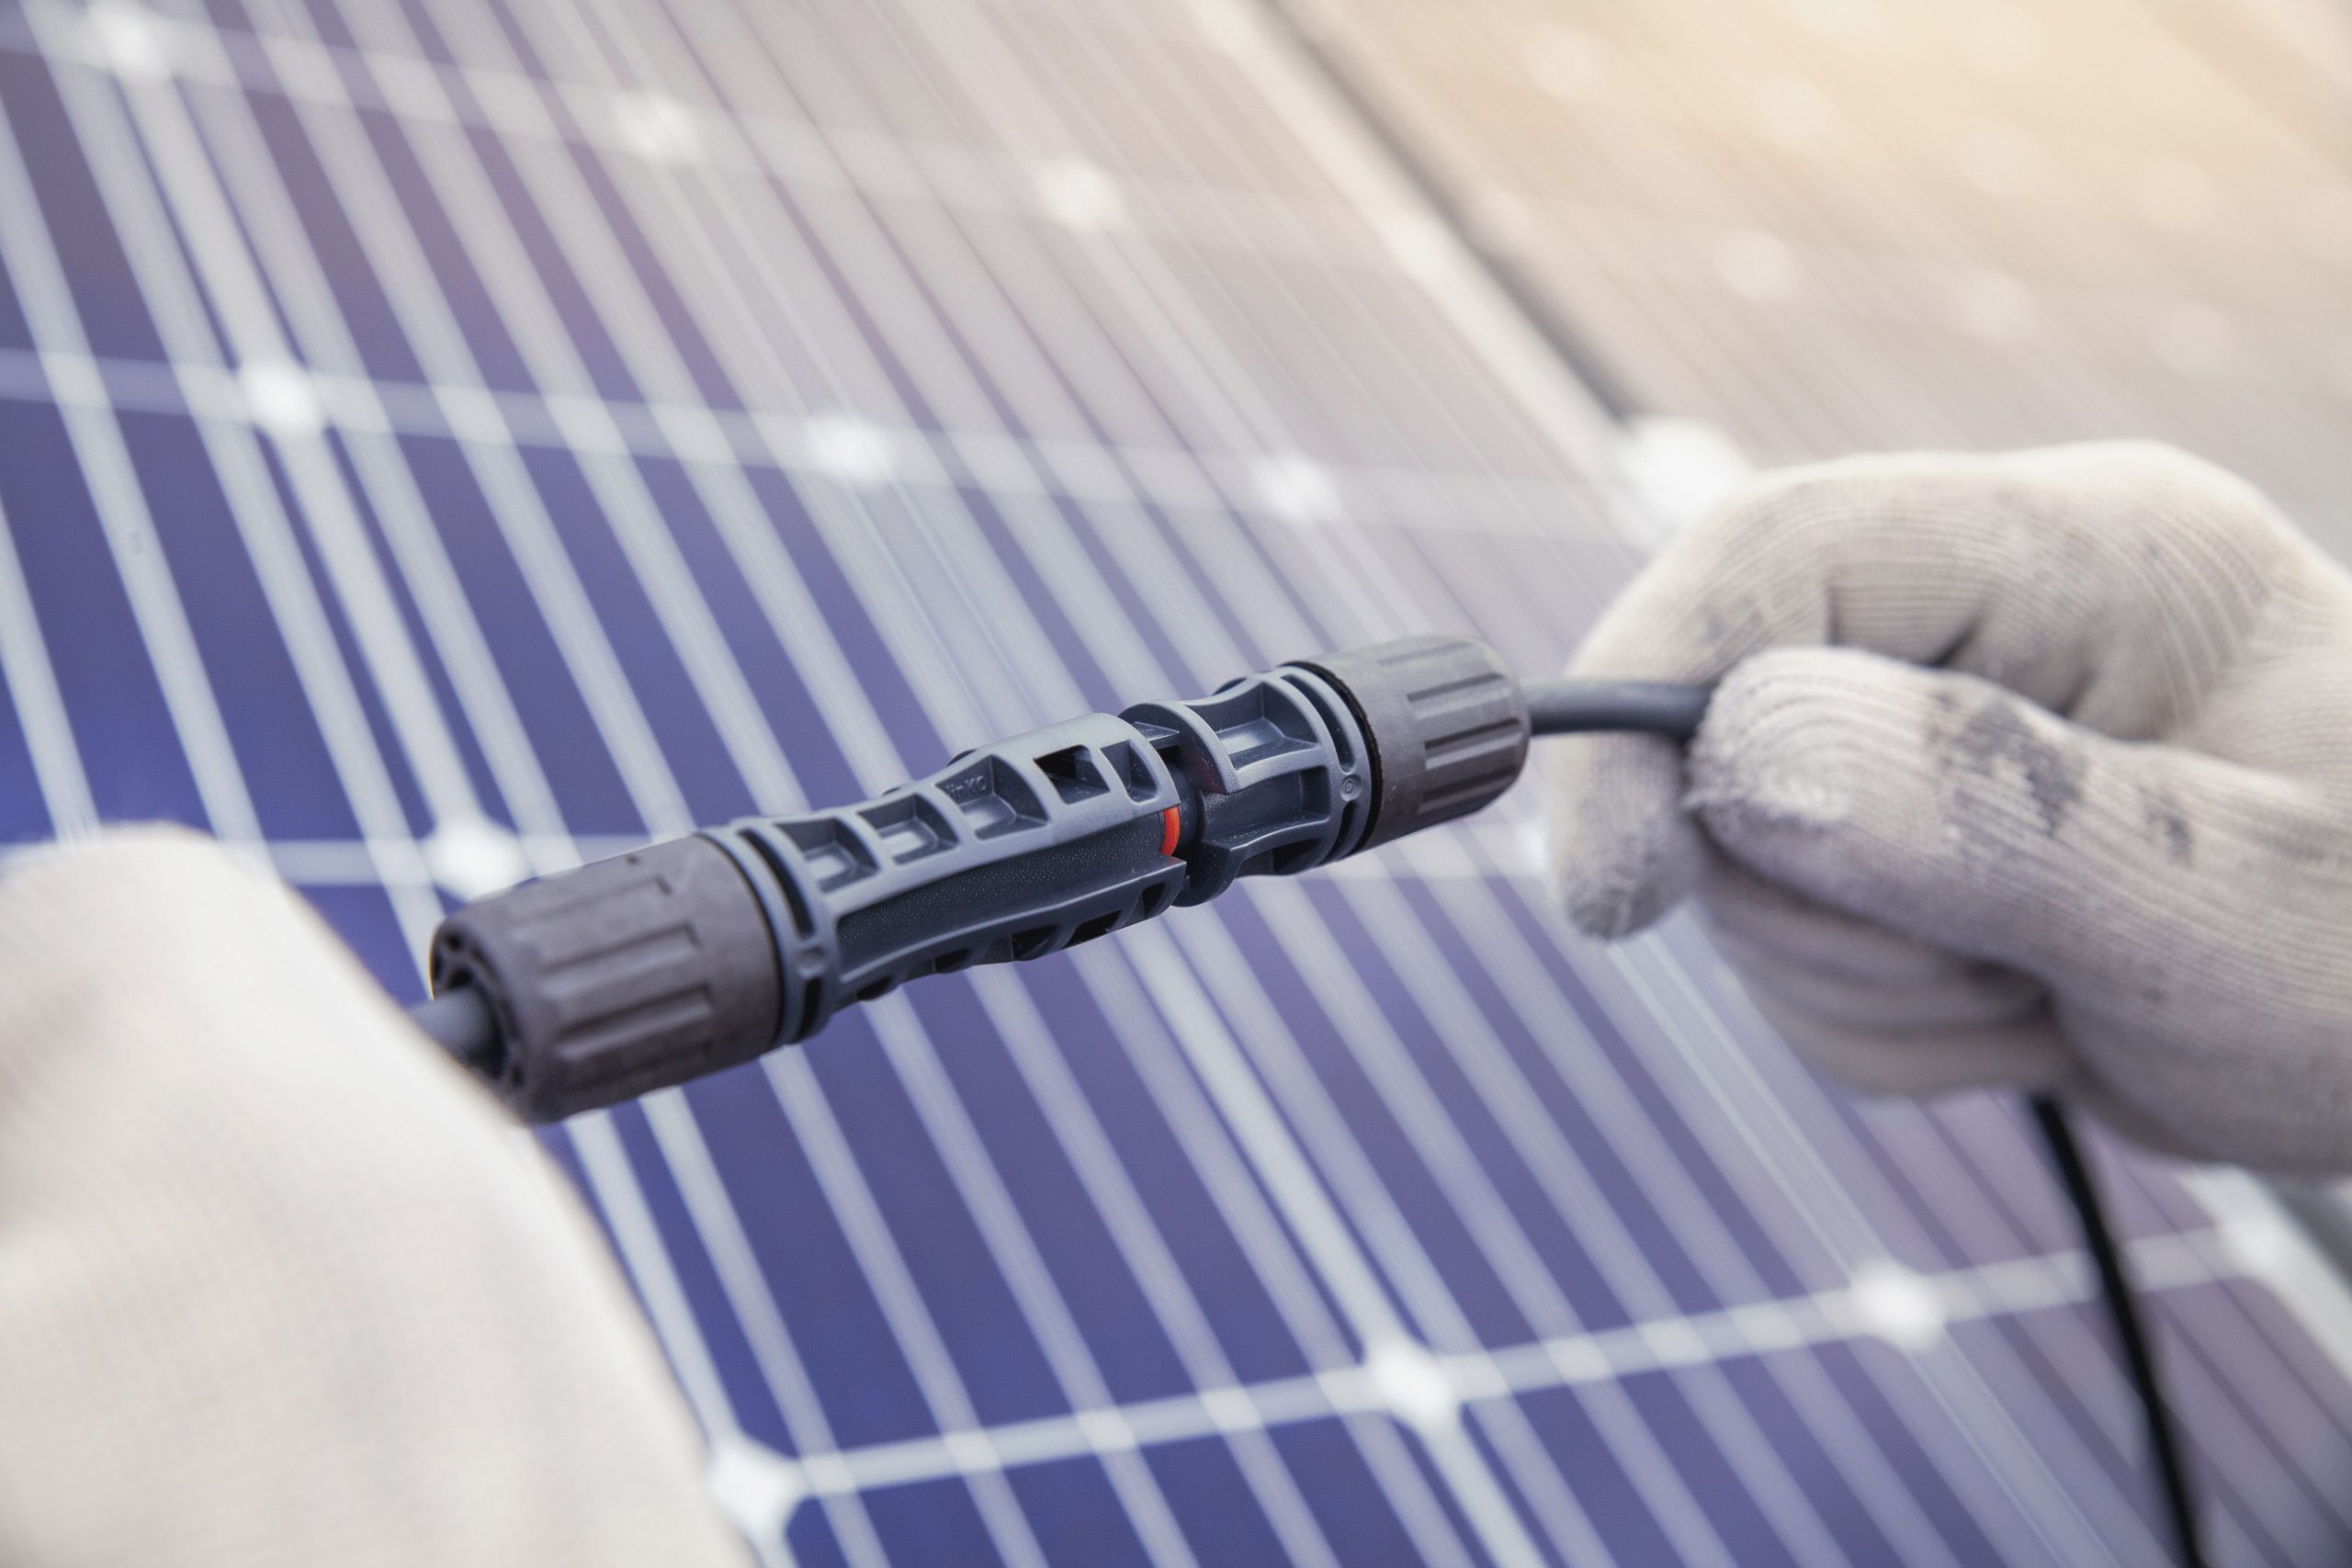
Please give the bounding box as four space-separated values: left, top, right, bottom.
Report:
410 986 499 1072
1522 678 1710 739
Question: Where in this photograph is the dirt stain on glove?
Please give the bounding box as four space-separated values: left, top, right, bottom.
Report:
2136 784 2196 866
1932 692 2086 836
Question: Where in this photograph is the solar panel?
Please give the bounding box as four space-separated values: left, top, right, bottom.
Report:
1295 0 2352 546
4 1 2352 1564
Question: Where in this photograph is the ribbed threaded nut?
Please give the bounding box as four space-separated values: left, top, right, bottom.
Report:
429 835 781 1122
1287 635 1530 852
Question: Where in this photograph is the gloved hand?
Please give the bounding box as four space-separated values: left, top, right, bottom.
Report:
1550 443 2352 1175
0 829 748 1568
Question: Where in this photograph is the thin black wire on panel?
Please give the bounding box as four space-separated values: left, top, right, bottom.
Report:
2031 1098 2210 1568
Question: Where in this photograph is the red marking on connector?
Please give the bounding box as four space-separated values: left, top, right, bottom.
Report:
1159 806 1181 857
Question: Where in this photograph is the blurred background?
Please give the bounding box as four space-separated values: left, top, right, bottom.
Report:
3 0 2352 1563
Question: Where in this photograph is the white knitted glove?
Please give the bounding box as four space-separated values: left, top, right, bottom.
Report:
1551 443 2352 1175
0 829 747 1568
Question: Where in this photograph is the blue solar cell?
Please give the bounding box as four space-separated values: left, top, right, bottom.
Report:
0 670 53 840
1267 1412 1453 1562
0 51 168 363
865 1471 1039 1567
783 1501 854 1568
0 400 210 825
0 251 35 358
1004 1452 1162 1564
298 879 424 998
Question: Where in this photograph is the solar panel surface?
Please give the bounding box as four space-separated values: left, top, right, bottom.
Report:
4 1 2352 1564
1298 0 2352 545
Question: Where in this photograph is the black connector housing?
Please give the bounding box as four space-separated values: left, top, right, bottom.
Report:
421 636 1535 1121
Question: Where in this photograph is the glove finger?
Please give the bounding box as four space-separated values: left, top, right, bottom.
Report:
1744 987 2073 1097
1548 442 2318 938
1696 854 2018 987
1689 644 2339 1010
2056 1071 2213 1165
1696 860 2047 1033
1722 936 2044 1034
1548 731 1696 937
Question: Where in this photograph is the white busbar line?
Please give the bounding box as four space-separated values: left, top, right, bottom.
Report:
782 1230 2236 1504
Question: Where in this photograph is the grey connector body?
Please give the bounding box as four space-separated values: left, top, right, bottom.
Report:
422 636 1540 1121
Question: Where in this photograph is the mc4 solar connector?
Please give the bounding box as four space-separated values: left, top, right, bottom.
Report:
411 635 1707 1122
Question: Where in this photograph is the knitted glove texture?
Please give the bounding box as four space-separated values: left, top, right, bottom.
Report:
0 829 748 1568
1550 444 2352 1173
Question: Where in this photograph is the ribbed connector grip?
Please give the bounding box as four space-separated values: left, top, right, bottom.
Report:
1289 635 1530 851
429 836 781 1121
411 636 1537 1116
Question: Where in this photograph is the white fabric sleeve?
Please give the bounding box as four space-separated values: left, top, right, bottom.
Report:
1547 443 2352 1174
0 829 749 1568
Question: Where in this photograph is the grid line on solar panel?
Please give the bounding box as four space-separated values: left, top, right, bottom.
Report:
0 492 97 836
14 1 1636 479
5 6 1422 273
1298 0 2352 547
0 349 1614 533
0 99 268 842
6 0 2352 1562
673 1224 2239 1488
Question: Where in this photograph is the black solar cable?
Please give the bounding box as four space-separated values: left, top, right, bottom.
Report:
2031 1096 2210 1568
